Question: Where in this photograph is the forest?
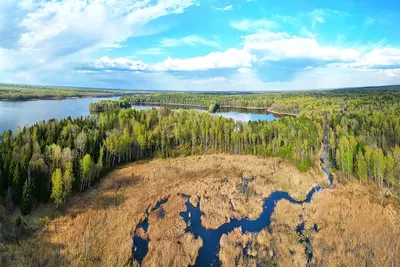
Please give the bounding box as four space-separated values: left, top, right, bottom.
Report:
100 86 400 115
0 108 320 215
0 84 136 101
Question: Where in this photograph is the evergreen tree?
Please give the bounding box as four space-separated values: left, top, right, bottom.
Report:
20 180 32 215
12 164 23 204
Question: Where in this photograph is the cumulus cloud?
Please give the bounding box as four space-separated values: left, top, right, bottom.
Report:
84 49 254 72
350 48 400 69
160 35 221 49
82 32 362 75
0 0 197 72
243 32 360 63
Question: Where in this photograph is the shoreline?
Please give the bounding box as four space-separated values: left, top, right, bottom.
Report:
0 94 124 102
129 101 298 117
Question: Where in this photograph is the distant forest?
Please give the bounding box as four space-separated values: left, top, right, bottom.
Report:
1 87 400 214
0 84 136 101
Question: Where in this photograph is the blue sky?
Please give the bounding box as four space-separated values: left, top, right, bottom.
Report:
0 0 400 91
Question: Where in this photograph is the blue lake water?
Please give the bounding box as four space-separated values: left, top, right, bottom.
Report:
130 105 278 122
0 97 119 134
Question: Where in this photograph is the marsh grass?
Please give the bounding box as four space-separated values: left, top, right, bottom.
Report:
0 154 330 266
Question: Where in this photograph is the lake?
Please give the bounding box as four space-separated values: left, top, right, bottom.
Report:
0 97 119 134
0 99 278 134
130 105 278 122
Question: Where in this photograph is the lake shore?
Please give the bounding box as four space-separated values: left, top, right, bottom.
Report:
128 101 298 117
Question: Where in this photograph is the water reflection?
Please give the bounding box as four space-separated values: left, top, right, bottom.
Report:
0 97 119 134
130 105 278 122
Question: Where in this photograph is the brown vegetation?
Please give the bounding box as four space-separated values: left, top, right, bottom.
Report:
219 201 308 267
0 154 324 266
272 182 400 267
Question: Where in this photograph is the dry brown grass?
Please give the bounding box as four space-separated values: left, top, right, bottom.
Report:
143 195 202 267
273 182 400 267
219 223 306 267
1 154 325 267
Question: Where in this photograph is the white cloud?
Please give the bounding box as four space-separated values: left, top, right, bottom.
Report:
213 5 233 11
84 32 361 74
155 49 253 71
350 48 400 69
136 48 166 55
160 35 221 49
231 19 277 32
84 48 254 72
88 56 151 71
0 0 197 72
243 32 360 63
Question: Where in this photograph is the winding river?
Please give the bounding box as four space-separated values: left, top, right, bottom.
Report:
132 137 333 266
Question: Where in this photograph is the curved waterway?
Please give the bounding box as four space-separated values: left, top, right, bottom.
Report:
132 137 333 266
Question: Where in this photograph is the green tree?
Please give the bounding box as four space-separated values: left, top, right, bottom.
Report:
20 180 32 215
356 152 368 183
80 154 92 191
12 164 23 204
51 168 64 207
63 161 74 199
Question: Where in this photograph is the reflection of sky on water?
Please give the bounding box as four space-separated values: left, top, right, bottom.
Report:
213 111 276 122
130 105 277 122
0 97 119 134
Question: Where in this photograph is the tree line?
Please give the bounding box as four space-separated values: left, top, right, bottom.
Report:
328 110 400 194
0 108 320 214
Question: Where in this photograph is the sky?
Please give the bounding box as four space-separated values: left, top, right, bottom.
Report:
0 0 400 91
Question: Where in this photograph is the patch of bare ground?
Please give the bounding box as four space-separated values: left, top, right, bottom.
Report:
273 182 400 267
3 154 325 266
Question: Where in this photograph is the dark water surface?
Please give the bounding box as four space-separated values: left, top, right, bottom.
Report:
0 97 119 134
132 140 333 266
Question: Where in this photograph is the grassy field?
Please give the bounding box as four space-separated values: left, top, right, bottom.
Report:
271 182 400 266
0 84 137 100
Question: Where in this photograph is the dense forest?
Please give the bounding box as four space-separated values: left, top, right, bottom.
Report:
0 108 320 214
0 84 136 101
93 86 400 115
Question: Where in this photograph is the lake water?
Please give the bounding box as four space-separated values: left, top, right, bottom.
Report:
0 97 119 134
130 105 278 122
0 99 278 135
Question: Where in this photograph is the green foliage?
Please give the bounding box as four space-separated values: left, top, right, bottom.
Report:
63 161 74 198
51 168 64 207
20 180 32 215
14 215 22 227
208 102 220 113
0 83 134 101
298 158 313 172
2 87 400 212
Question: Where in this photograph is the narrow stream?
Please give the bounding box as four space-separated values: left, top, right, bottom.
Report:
132 137 333 266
